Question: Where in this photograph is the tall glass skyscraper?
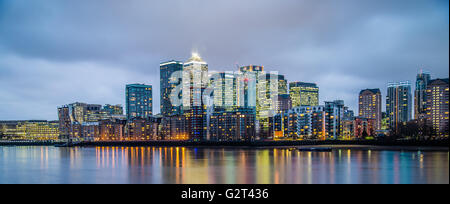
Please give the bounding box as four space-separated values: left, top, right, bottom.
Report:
257 73 287 116
160 60 183 117
126 84 153 120
237 65 264 109
211 72 237 110
182 53 209 141
289 82 319 107
386 81 412 131
237 66 286 139
414 71 431 120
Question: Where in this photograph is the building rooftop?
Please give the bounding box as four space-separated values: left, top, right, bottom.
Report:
429 78 449 85
160 60 183 66
360 88 381 95
289 82 318 87
0 120 50 124
240 65 264 72
387 81 411 87
186 52 205 63
126 84 152 88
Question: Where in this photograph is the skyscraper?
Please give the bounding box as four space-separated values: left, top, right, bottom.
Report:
257 73 287 139
211 72 237 110
160 60 184 117
237 66 285 138
425 78 449 137
414 71 431 120
237 65 264 109
182 53 209 141
276 94 292 114
289 82 319 107
359 89 382 130
240 65 264 73
126 84 153 119
386 81 412 131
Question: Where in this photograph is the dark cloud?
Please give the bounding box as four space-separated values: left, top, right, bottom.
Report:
0 0 448 120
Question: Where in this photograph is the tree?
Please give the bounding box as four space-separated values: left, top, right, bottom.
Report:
405 121 419 139
391 121 420 140
387 124 400 140
421 123 435 140
362 129 368 139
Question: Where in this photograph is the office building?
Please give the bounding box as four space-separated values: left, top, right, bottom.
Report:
182 53 209 141
289 82 319 107
276 94 292 114
160 60 184 117
256 73 287 139
211 72 238 110
237 65 263 109
0 120 59 141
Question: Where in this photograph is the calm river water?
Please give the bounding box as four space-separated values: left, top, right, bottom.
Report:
0 146 448 184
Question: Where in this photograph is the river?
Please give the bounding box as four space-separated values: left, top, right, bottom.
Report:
0 146 448 184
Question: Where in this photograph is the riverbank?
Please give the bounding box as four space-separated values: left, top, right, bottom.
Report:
2 139 447 149
79 139 449 147
0 140 63 146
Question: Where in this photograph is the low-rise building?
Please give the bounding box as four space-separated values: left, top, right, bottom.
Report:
0 120 59 140
342 117 376 140
209 108 256 141
58 102 126 140
126 117 160 141
274 106 326 140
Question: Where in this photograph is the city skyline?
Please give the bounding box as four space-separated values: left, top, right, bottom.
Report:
0 52 448 121
0 0 449 120
1 0 449 187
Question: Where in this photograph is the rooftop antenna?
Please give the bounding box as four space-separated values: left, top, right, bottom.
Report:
235 62 240 71
418 64 431 75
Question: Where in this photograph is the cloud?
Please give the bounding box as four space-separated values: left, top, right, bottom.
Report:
0 54 158 120
0 0 448 120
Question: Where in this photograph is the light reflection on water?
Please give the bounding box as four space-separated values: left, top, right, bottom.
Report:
0 146 448 184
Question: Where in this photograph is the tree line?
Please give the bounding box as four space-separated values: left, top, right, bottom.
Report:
389 118 449 140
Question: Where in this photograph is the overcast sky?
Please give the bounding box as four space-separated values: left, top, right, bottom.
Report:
0 0 448 120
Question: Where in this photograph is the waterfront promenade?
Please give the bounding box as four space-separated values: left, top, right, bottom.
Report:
1 139 448 148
